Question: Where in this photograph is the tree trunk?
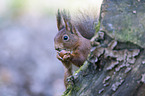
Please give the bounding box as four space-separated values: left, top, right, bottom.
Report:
62 0 145 96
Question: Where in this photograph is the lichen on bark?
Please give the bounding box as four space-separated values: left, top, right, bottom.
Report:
100 0 145 48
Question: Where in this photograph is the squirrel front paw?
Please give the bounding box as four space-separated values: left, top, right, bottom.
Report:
57 50 72 62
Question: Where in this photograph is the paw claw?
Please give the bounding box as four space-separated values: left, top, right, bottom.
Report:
57 52 63 60
63 54 71 61
56 50 72 62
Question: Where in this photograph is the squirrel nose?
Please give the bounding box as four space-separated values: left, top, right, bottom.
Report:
55 43 63 51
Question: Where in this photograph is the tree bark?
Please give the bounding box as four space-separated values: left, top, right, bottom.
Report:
62 0 145 96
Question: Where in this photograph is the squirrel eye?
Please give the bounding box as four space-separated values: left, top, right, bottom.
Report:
63 35 69 41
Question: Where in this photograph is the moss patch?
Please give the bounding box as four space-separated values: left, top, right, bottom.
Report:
101 0 145 48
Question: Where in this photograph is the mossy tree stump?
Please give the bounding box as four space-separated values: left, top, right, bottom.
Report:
63 0 145 96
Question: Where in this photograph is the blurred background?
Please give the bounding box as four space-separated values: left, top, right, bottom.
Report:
0 0 102 96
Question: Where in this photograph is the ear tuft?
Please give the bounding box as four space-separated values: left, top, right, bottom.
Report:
56 9 64 31
72 26 80 36
57 10 80 36
61 10 72 31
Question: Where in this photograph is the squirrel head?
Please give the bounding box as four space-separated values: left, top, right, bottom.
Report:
54 10 81 51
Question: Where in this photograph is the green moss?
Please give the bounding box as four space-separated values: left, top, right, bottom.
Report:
62 84 72 96
62 89 72 96
114 15 142 46
95 21 101 33
74 61 89 75
62 61 89 96
62 84 81 96
101 2 145 48
74 65 84 74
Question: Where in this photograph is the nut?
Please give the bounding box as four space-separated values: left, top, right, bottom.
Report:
59 50 68 58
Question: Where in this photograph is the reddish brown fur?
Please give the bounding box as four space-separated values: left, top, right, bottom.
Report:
54 10 92 88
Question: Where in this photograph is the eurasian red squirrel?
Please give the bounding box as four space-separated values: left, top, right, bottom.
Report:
54 10 98 88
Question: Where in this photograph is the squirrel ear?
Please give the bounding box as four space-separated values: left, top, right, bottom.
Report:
61 10 74 32
72 26 80 36
64 20 77 35
63 17 70 31
56 9 64 31
65 20 80 36
65 21 73 34
61 10 71 32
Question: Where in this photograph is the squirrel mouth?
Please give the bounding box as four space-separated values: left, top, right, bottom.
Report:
55 47 65 51
55 48 73 54
55 47 67 51
55 48 61 51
